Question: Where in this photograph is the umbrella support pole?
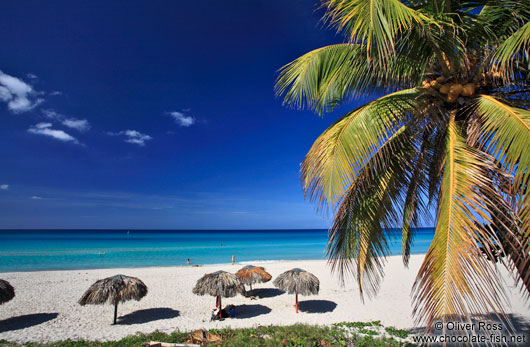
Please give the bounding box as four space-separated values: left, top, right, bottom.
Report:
113 302 118 325
295 293 298 313
217 296 222 311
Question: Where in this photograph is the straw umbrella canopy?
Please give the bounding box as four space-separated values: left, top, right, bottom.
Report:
78 274 148 324
0 279 15 305
192 270 245 312
273 268 319 313
235 265 272 291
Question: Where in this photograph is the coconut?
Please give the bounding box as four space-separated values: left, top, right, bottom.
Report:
439 84 451 94
461 83 475 96
430 80 441 89
447 93 458 103
436 76 446 84
449 83 463 95
422 80 430 88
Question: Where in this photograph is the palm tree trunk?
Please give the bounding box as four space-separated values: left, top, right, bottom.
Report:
113 302 118 325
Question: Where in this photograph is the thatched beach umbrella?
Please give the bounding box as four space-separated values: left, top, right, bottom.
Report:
78 274 148 324
192 270 245 312
0 279 15 305
273 268 319 313
235 265 272 291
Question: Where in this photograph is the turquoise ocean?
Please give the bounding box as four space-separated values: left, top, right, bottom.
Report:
0 229 434 272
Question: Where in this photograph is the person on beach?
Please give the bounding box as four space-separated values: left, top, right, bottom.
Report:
232 254 235 265
210 308 218 321
187 258 190 265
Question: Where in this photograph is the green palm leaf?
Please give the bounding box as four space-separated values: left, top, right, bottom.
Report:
402 129 432 266
275 44 362 114
475 95 530 191
275 44 426 114
495 20 530 70
322 0 431 60
475 96 530 298
301 89 420 210
412 113 509 329
328 125 415 298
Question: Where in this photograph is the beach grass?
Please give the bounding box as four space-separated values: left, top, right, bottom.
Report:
0 323 414 346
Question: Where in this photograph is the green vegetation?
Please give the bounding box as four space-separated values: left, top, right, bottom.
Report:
333 321 380 329
384 327 409 339
276 0 530 331
0 322 415 346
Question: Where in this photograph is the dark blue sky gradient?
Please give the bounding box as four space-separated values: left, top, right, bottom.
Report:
0 0 376 229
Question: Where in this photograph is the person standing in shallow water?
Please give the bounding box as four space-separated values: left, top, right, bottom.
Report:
232 254 235 265
186 258 190 265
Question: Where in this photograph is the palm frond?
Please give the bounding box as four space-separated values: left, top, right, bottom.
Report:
473 96 530 299
275 43 362 114
412 113 509 330
402 128 432 266
275 44 426 113
494 21 530 73
301 89 420 211
475 95 530 191
327 124 416 299
476 1 530 38
321 0 431 61
517 195 530 296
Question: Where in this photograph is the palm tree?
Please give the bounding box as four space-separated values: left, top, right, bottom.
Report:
276 0 530 331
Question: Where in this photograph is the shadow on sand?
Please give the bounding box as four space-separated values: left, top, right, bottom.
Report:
118 308 180 325
252 288 284 299
234 304 272 319
298 300 337 313
0 313 59 333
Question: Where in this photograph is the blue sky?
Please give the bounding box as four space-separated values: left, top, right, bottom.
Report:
0 0 373 229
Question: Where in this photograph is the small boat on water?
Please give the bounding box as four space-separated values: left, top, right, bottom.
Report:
99 251 105 256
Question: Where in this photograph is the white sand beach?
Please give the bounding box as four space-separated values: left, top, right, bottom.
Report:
1 254 529 343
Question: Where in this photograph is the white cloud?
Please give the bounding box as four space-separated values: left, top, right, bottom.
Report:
169 111 195 127
0 86 11 101
30 195 43 200
42 109 90 132
26 73 38 80
49 91 62 96
0 70 44 113
35 122 52 129
42 109 60 119
0 184 8 190
63 118 90 132
108 129 152 146
124 130 152 146
28 123 78 143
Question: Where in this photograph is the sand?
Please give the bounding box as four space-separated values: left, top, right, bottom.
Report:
0 254 529 343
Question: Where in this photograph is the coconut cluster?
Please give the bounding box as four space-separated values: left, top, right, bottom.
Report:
422 76 478 103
